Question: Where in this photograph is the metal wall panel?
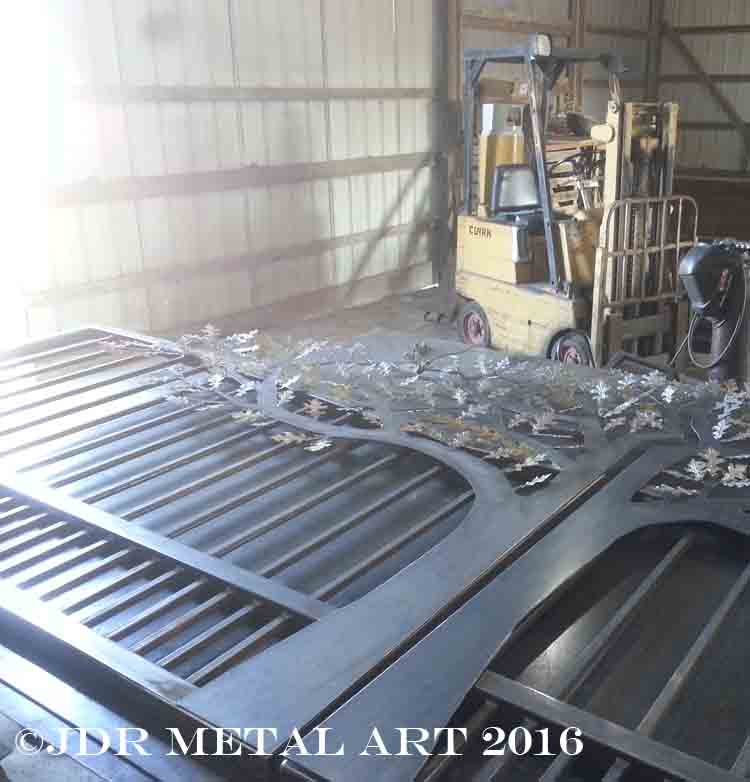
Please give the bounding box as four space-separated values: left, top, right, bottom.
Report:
461 0 651 117
463 0 570 24
38 0 438 340
588 1 651 28
583 31 649 118
663 0 750 170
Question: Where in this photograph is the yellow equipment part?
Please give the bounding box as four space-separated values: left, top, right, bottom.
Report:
457 216 548 286
477 134 526 217
456 267 587 355
456 215 589 354
457 74 683 364
557 213 600 287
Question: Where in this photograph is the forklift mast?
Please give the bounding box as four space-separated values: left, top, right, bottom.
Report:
462 36 627 290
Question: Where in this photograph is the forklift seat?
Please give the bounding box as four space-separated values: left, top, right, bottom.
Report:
490 165 539 213
490 163 575 232
490 164 544 231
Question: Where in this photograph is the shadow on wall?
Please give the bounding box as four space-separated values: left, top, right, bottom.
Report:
274 108 433 306
136 3 436 328
346 158 432 297
274 108 331 299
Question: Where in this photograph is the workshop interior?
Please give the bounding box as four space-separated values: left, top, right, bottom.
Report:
7 2 750 781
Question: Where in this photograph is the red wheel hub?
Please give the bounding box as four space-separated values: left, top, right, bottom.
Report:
463 312 486 345
560 344 583 364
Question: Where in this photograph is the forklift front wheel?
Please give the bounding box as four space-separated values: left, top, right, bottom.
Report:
548 330 595 366
458 302 491 347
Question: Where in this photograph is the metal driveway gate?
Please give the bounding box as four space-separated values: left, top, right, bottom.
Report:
0 327 749 781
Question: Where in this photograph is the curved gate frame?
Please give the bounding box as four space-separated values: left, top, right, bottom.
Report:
0 326 746 782
293 443 750 782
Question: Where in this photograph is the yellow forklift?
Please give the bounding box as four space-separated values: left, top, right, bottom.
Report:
455 35 696 368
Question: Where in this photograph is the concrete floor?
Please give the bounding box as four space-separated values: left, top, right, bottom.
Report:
0 692 101 782
233 286 458 345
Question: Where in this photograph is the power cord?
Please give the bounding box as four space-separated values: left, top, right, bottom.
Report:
669 270 747 370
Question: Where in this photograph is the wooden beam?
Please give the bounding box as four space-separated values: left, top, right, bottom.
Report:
673 24 750 36
661 73 750 84
680 121 750 132
586 24 649 39
677 168 750 182
25 221 431 308
591 74 750 89
461 10 573 37
73 85 436 104
459 10 647 41
51 152 432 207
662 20 750 170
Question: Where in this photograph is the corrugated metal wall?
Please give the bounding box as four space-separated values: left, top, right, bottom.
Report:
27 1 668 343
461 1 572 77
661 0 750 172
584 1 652 116
461 0 652 118
33 0 440 339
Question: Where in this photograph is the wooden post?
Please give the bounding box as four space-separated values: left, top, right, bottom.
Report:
662 20 750 171
448 0 462 212
645 0 664 100
447 0 462 108
437 0 463 319
572 0 587 112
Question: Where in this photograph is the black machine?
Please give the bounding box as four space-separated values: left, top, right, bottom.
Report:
678 240 749 382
